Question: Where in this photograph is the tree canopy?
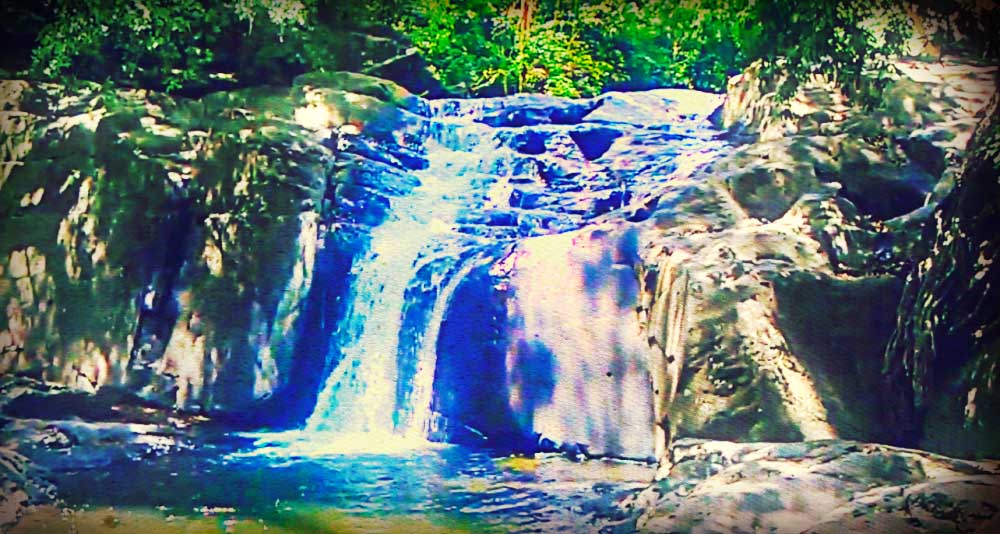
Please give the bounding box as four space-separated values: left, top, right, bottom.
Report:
2 0 997 99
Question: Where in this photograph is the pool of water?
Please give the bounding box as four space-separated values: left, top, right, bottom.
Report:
42 434 654 533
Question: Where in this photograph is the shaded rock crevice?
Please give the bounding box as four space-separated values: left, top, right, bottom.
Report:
883 87 1000 458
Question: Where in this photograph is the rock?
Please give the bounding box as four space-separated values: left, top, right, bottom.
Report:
584 89 724 128
0 69 427 418
487 226 655 460
619 56 995 462
505 129 549 155
0 446 56 532
2 417 193 472
632 439 1000 534
883 90 1000 458
771 273 902 442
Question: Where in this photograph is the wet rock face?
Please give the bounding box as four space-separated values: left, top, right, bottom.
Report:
500 227 654 460
627 439 1000 533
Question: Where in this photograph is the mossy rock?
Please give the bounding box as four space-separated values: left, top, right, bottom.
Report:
293 71 414 107
726 162 820 221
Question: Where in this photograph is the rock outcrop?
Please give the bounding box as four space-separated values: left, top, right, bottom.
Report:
624 438 1000 533
0 67 428 420
614 54 999 534
629 56 996 455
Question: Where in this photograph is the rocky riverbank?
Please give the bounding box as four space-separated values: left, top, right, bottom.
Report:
625 438 1000 533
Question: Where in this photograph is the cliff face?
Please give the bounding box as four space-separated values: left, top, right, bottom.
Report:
632 56 997 456
0 70 428 419
883 88 1000 458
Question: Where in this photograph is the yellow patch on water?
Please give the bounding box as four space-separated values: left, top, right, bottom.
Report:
463 479 490 493
496 456 540 473
14 504 503 534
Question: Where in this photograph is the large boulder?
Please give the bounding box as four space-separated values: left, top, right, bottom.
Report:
621 56 997 461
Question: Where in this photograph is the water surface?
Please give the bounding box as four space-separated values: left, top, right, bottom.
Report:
42 436 653 533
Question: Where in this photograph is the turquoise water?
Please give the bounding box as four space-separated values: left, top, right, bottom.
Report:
48 436 653 533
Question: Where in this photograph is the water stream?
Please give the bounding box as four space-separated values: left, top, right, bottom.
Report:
38 88 726 532
300 89 725 453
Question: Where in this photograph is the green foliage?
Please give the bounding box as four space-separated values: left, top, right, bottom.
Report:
392 0 907 98
33 1 224 92
391 0 991 101
30 0 316 93
604 0 758 92
21 0 1000 101
748 0 912 103
393 1 625 97
397 0 510 95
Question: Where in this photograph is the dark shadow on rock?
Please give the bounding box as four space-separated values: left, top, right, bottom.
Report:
839 179 928 221
1 385 155 423
772 272 903 443
234 228 365 429
569 127 623 161
510 130 548 155
583 248 615 297
431 264 533 451
508 338 557 431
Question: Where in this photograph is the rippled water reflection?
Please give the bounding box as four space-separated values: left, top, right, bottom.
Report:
49 437 653 533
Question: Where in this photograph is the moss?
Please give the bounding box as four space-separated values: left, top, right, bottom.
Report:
748 376 805 442
0 211 62 257
292 71 412 106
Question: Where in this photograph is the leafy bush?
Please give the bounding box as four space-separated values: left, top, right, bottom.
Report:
30 0 315 93
19 0 1000 101
602 0 758 92
747 0 912 102
392 0 909 98
396 0 511 95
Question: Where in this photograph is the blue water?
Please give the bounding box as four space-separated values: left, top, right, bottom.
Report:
43 89 723 533
49 435 652 533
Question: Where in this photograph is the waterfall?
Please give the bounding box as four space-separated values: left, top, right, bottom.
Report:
303 111 497 447
288 88 728 456
396 255 491 440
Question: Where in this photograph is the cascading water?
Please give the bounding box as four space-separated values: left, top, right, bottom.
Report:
302 110 504 449
275 88 727 455
42 87 739 534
